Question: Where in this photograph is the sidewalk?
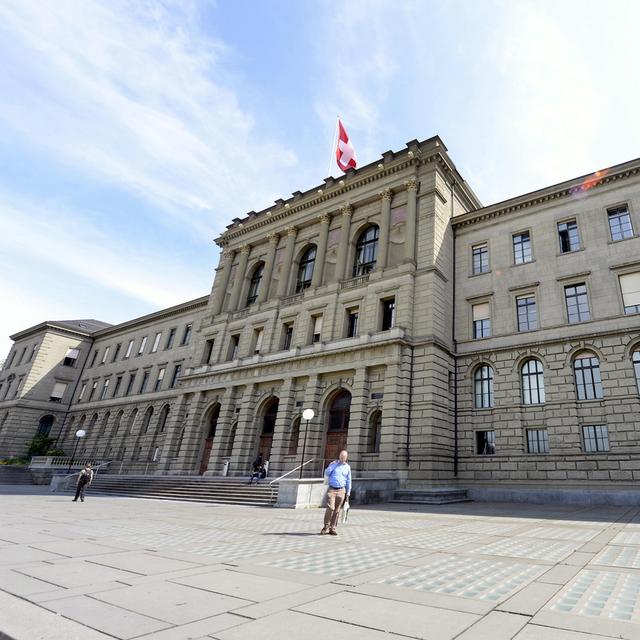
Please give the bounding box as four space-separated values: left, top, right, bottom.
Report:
1 490 639 639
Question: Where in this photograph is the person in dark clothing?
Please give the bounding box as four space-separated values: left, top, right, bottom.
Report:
72 464 93 502
248 454 264 485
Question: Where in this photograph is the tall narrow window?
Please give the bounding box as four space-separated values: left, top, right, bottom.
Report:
169 364 182 389
513 231 532 264
282 323 294 350
472 302 491 338
228 335 240 360
474 365 494 408
139 371 150 394
113 376 122 397
78 382 87 401
521 359 545 404
296 246 316 292
246 263 264 305
565 283 590 323
154 367 165 391
353 226 379 276
583 425 609 452
346 309 359 338
527 429 549 454
516 294 537 331
17 347 26 366
608 205 634 241
142 407 154 433
288 417 300 456
158 405 170 432
124 339 134 358
101 346 110 364
381 298 396 331
476 430 496 454
28 343 38 362
99 379 110 400
574 354 603 400
138 336 148 355
89 350 98 367
63 348 80 367
633 350 640 393
253 328 264 354
124 373 136 396
165 328 177 349
311 316 323 344
558 220 580 253
50 382 67 403
181 323 193 346
88 381 98 401
151 332 162 353
203 339 215 364
472 243 489 274
367 410 382 453
619 272 640 314
112 343 121 361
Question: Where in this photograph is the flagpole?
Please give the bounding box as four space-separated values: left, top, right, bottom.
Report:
327 116 339 178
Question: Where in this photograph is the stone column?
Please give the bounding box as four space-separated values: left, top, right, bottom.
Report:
276 226 297 298
311 214 330 288
174 390 206 473
267 378 296 476
298 375 323 477
156 395 190 472
334 204 352 282
345 367 369 474
209 249 235 316
376 188 392 271
229 384 258 476
257 233 279 303
404 178 418 263
205 386 237 475
379 361 409 473
228 245 250 311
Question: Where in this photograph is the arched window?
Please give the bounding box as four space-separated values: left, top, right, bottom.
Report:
88 413 98 433
262 398 279 436
127 409 138 436
113 411 124 437
246 263 264 306
353 226 379 276
288 416 300 456
99 412 111 438
37 415 55 436
574 354 603 400
633 349 640 394
521 359 545 404
296 246 316 292
474 365 494 408
142 407 154 433
367 410 382 453
158 405 170 433
328 389 351 431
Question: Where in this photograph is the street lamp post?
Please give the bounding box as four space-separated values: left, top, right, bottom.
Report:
299 408 315 479
67 429 86 473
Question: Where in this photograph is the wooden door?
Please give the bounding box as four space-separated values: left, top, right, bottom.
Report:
259 434 273 462
324 429 347 468
199 437 214 475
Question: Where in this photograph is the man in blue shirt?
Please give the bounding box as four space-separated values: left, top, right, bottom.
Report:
321 450 352 536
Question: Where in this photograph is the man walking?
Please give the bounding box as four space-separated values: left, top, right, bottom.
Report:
72 463 93 502
321 450 351 536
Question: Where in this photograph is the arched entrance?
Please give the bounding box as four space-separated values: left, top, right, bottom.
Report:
258 397 279 462
37 415 55 436
199 403 220 474
324 389 351 466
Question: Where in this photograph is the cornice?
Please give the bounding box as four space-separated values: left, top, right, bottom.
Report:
453 157 640 229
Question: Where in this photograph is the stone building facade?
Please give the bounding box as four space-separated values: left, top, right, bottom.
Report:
1 136 639 500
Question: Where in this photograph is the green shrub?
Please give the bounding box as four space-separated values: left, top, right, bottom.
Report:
27 434 65 458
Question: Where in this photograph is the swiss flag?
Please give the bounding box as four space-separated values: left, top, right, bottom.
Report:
335 118 357 172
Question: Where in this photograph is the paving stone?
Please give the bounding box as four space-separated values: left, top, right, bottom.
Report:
15 557 140 587
514 624 621 639
497 581 561 615
593 545 640 569
0 545 66 565
456 611 530 639
518 527 602 542
28 539 126 557
476 538 578 562
85 550 203 575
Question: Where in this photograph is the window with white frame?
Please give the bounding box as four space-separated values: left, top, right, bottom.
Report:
137 336 148 355
527 429 549 454
619 272 640 314
50 382 67 403
88 381 98 401
124 339 134 358
633 349 640 394
574 354 603 400
558 219 580 253
181 323 193 346
101 346 110 364
516 294 537 331
78 382 87 401
474 364 494 408
565 283 590 323
582 425 610 452
513 231 532 264
521 359 545 404
608 205 634 241
472 302 491 339
472 243 489 274
346 309 359 338
311 315 323 344
99 379 110 400
151 332 162 353
253 328 264 354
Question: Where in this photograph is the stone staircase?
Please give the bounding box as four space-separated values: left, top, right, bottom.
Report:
0 465 32 485
391 486 470 505
60 474 278 506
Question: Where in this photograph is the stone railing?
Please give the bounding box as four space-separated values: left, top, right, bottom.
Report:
340 274 370 290
30 456 105 469
281 292 304 306
229 308 249 320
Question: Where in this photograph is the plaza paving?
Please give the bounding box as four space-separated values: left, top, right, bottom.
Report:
1 487 640 639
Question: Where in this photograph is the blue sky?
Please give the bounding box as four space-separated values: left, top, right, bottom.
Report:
1 0 639 358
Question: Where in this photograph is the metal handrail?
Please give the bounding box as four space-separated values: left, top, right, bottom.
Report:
52 460 113 492
268 458 317 502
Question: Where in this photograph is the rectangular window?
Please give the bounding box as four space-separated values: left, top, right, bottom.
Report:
620 272 640 314
99 379 110 400
63 348 80 367
113 376 122 397
346 309 359 338
112 343 121 362
282 323 294 350
124 339 134 358
89 350 98 367
527 429 549 454
381 298 396 331
101 346 110 364
151 332 162 353
28 343 38 362
229 335 240 360
165 328 177 349
154 367 165 391
476 430 496 455
472 302 491 338
124 373 136 396
582 425 610 452
472 243 489 274
139 371 150 393
181 323 193 346
608 205 634 241
558 220 580 253
516 294 537 331
203 339 215 364
6 351 15 368
513 231 532 264
311 315 323 344
253 328 264 354
169 364 182 389
137 336 148 355
78 382 87 401
17 347 26 366
14 375 24 398
50 382 67 402
88 381 98 401
565 283 590 323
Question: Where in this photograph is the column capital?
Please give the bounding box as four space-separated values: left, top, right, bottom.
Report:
318 212 331 225
379 188 393 201
239 244 251 255
285 226 297 237
404 177 418 192
267 232 280 245
340 204 353 217
220 248 234 262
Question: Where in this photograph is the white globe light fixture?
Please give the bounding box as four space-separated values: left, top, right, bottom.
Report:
75 429 86 438
299 408 315 478
302 408 315 421
67 429 88 473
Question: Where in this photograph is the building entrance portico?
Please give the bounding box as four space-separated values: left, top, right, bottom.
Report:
257 397 279 463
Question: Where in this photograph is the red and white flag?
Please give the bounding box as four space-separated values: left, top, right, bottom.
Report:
335 118 357 172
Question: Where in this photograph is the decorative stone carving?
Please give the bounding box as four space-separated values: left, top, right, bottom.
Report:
379 188 393 201
404 177 418 191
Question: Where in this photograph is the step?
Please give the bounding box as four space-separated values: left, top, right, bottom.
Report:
0 466 32 485
391 488 471 505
